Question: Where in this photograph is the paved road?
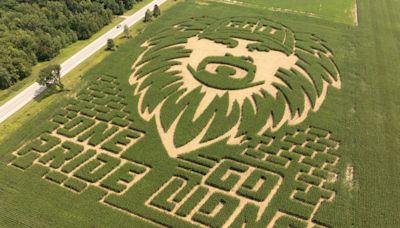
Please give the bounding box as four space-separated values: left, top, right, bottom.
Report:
0 0 167 124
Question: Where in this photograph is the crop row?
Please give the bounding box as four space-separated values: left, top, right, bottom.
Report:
100 162 146 193
101 129 141 154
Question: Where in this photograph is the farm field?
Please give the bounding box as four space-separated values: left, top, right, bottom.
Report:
0 0 399 227
201 0 357 25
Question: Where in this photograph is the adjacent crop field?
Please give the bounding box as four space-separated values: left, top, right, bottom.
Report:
203 0 357 25
1 0 399 227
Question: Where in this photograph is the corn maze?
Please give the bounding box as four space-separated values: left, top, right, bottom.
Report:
7 16 343 227
9 75 149 194
148 128 340 227
130 16 341 157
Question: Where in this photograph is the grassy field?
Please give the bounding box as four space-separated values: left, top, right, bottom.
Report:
0 0 399 227
201 0 357 25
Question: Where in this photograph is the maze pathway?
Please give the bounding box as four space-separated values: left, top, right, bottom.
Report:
6 16 343 228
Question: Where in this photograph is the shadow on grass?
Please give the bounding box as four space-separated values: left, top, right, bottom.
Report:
33 87 69 102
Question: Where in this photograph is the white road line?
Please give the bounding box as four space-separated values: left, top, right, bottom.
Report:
0 0 167 124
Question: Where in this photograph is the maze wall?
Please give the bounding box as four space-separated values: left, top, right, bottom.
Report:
9 75 150 195
7 16 343 228
7 75 341 227
148 128 341 227
130 16 341 157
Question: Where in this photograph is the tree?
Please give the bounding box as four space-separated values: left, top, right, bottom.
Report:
37 64 63 91
144 9 152 22
0 0 140 89
106 38 115 50
153 4 160 17
0 66 15 89
12 58 32 80
36 33 60 61
123 25 130 38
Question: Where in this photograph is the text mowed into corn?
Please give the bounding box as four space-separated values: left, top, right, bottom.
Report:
8 17 343 227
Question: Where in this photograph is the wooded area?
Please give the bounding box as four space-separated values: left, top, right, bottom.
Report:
0 0 143 89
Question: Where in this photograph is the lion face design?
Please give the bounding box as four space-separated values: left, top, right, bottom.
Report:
129 17 341 157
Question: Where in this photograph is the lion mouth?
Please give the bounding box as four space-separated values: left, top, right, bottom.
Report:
187 55 264 90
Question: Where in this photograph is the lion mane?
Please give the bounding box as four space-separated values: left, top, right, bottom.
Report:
129 17 341 157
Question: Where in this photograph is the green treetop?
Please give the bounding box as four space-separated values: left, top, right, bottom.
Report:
144 9 153 22
37 65 63 91
153 4 161 17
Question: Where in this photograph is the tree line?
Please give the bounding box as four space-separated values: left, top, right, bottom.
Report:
0 0 144 89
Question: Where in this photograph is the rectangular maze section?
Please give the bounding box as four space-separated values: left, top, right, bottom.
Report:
7 75 150 199
147 159 282 228
143 126 340 227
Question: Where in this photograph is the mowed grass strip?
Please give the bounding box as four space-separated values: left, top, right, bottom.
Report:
200 0 356 25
